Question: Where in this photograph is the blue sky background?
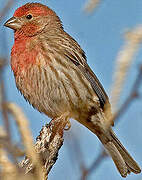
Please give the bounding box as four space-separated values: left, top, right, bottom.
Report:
0 0 142 180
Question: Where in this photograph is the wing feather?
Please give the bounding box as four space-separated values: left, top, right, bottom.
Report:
63 47 108 109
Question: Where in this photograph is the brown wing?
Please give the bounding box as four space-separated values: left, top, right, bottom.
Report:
63 48 109 109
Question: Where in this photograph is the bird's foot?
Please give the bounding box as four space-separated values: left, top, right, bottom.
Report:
64 119 71 130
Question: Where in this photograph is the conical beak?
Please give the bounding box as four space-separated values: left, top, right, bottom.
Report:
4 17 22 30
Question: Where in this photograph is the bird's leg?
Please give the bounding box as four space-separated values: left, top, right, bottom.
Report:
55 112 71 131
49 112 70 140
64 117 71 131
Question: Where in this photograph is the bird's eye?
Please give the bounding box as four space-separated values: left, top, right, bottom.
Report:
26 14 33 20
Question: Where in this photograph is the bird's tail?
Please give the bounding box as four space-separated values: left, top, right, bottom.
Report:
98 129 141 177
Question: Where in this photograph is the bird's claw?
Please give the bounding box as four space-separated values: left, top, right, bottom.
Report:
64 119 71 130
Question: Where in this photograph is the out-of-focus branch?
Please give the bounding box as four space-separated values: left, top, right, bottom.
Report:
0 59 20 168
111 26 142 113
83 0 101 13
0 127 18 180
6 102 44 179
81 150 107 180
112 65 142 123
0 59 10 139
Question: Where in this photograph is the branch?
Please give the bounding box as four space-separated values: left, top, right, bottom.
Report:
20 116 68 179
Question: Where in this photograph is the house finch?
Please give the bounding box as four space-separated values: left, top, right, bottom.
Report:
4 3 141 177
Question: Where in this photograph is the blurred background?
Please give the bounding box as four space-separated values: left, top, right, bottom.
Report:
0 0 142 180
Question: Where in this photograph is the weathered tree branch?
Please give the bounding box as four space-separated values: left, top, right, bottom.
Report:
20 117 68 179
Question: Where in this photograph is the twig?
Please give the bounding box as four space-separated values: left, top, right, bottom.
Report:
112 65 142 123
81 149 107 180
6 102 44 180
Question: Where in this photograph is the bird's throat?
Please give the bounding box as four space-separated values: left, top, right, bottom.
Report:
11 36 38 76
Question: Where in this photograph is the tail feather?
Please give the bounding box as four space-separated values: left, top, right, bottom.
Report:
98 129 141 177
110 130 141 174
104 141 128 177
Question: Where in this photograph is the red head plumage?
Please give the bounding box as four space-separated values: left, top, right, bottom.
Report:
13 3 55 17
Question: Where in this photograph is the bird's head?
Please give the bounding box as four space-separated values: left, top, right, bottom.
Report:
4 3 62 37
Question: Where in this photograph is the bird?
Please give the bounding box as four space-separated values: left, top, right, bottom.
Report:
4 3 141 177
